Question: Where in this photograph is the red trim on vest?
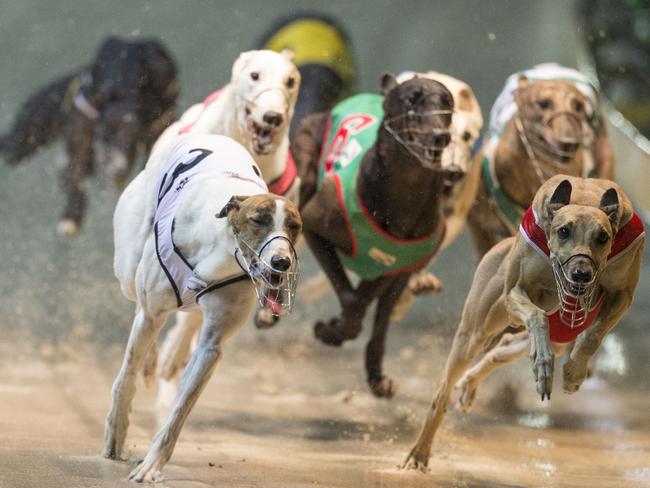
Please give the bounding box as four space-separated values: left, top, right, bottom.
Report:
333 173 358 258
519 206 644 342
179 88 225 134
268 150 298 196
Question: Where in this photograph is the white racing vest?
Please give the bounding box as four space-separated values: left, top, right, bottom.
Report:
153 134 267 310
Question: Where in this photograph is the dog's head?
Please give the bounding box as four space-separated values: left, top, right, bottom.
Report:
380 73 454 169
217 193 301 291
396 71 483 185
231 49 300 155
540 178 624 292
87 37 178 188
515 77 589 166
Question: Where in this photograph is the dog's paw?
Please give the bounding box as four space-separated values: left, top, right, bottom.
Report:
562 359 588 394
57 219 79 237
407 271 443 295
255 308 279 329
368 375 397 399
400 446 430 472
128 460 165 483
530 337 554 401
454 377 478 412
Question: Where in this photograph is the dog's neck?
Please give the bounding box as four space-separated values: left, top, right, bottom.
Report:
357 126 444 239
495 118 584 209
216 85 291 184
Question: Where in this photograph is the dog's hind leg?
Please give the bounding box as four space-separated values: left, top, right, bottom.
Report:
366 274 410 398
1 73 74 164
58 111 94 236
102 306 168 461
455 330 529 412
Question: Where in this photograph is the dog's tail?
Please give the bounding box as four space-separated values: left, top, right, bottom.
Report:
258 12 356 136
1 72 78 165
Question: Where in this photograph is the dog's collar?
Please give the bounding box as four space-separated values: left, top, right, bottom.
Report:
73 91 100 120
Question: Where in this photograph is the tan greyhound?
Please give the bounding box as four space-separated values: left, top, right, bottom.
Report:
468 64 615 258
403 175 644 470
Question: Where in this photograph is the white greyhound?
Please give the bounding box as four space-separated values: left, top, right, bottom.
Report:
149 50 302 414
103 133 302 482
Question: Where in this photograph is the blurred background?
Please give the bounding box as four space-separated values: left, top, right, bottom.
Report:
0 1 648 487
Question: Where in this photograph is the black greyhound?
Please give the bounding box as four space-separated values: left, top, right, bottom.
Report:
293 74 454 397
0 36 178 235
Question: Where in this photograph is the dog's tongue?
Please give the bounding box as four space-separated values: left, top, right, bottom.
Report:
264 297 282 315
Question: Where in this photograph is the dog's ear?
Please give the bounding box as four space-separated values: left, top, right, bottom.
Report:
232 50 256 80
517 74 529 90
599 187 620 229
280 49 295 62
216 195 248 219
380 72 399 95
546 179 572 221
457 87 474 112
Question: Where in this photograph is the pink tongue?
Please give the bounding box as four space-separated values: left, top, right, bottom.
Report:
265 297 282 315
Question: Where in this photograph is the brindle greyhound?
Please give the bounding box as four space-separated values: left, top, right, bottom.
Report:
403 175 644 470
293 74 454 397
468 64 615 257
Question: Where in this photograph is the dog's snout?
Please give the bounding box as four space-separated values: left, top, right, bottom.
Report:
263 111 284 127
557 139 580 154
271 255 291 272
570 267 592 284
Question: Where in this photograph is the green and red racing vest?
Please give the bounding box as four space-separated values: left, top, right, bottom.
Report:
317 93 445 280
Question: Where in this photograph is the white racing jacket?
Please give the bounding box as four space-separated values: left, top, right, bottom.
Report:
153 134 267 310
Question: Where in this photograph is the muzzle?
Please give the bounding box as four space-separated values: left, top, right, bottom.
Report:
234 234 299 316
550 253 601 328
383 109 453 170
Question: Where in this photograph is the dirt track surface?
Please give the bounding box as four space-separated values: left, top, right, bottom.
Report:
1 316 649 488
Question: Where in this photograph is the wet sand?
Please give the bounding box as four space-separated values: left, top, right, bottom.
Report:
1 315 649 488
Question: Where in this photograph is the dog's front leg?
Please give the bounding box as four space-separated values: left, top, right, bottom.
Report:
59 112 94 236
129 285 253 483
563 290 631 394
102 306 167 460
505 285 554 400
366 274 409 398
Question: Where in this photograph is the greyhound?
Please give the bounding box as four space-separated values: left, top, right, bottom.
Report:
102 133 301 482
292 74 454 397
0 36 178 235
403 175 644 470
467 63 615 257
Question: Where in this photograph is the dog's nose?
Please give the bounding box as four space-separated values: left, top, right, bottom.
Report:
570 268 592 283
271 255 291 271
558 140 580 154
263 112 284 127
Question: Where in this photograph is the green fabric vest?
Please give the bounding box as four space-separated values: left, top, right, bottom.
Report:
317 93 444 280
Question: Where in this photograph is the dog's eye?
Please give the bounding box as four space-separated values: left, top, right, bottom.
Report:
407 90 423 107
250 71 260 81
557 226 570 240
537 98 552 110
287 220 301 232
462 131 472 142
596 231 609 244
573 100 584 113
286 76 295 89
249 216 266 225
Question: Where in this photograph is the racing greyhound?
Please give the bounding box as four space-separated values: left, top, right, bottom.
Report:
403 175 644 470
